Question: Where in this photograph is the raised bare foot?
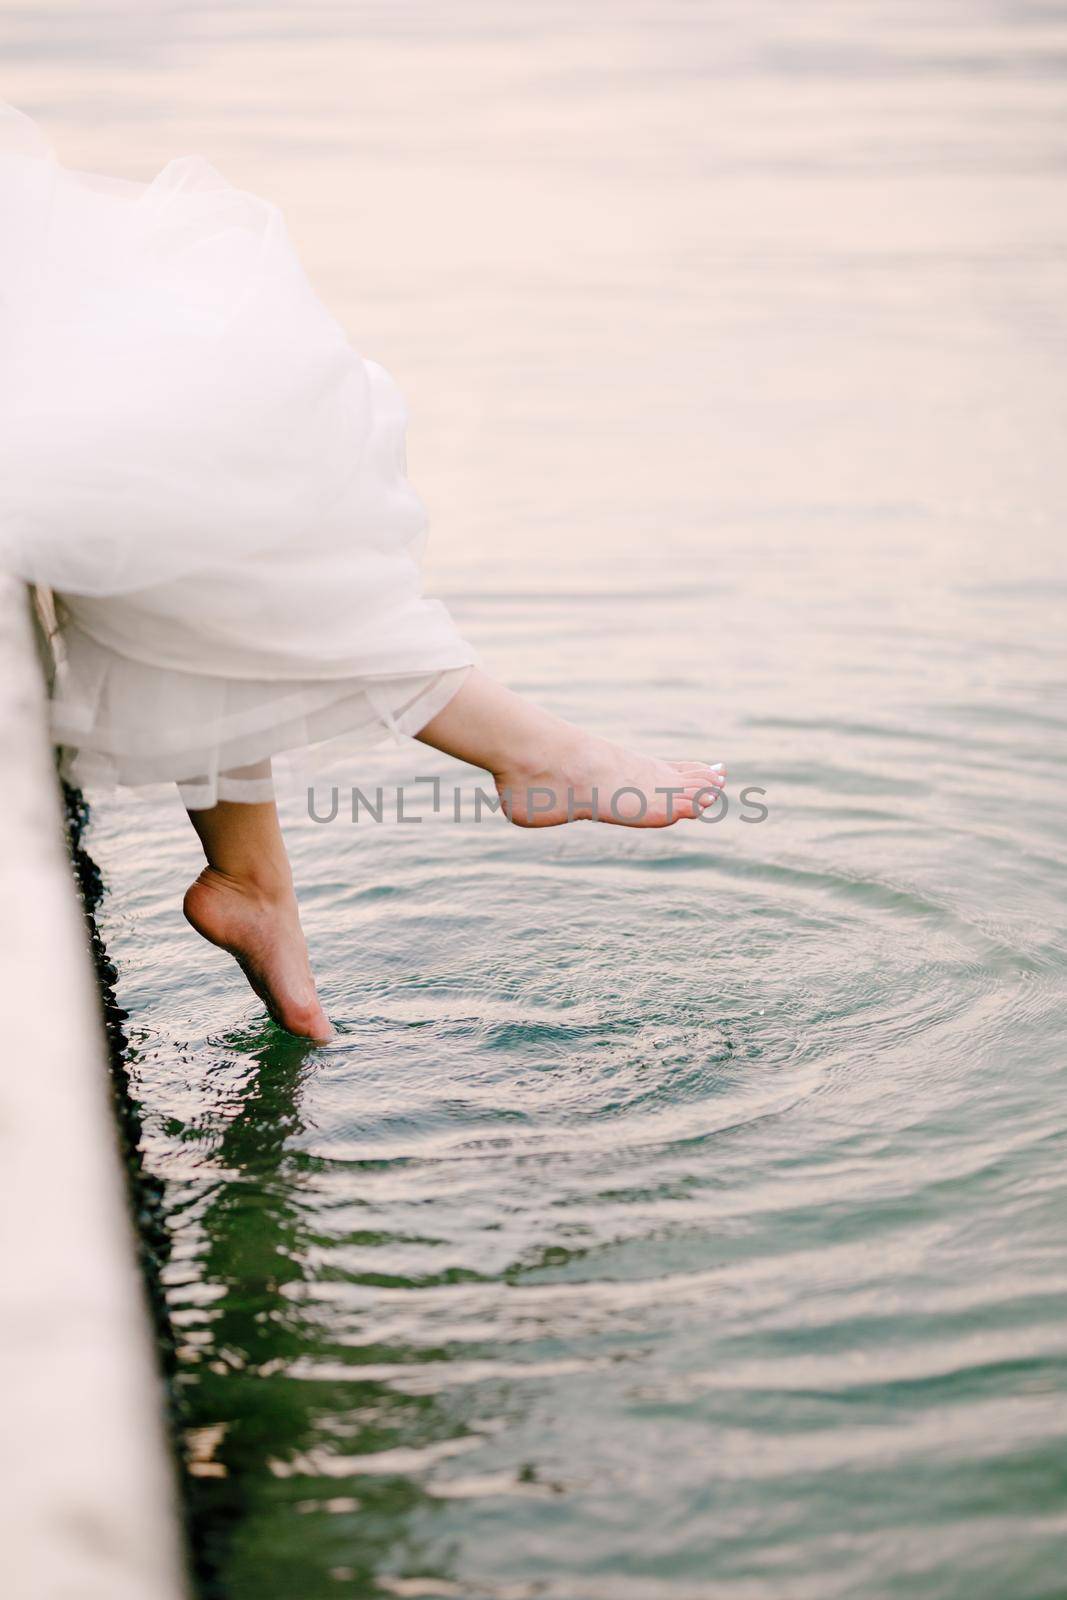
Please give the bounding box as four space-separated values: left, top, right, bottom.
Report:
183 867 333 1042
495 733 726 827
416 669 726 829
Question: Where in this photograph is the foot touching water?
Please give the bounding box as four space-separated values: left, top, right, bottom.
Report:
183 867 334 1044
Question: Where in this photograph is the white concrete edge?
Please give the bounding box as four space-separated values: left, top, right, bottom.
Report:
0 574 188 1600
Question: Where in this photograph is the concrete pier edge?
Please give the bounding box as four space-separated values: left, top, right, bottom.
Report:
0 574 188 1600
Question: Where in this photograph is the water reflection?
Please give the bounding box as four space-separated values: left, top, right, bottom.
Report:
175 1026 472 1599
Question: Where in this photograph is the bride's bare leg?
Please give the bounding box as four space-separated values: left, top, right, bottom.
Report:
177 669 719 1036
183 796 333 1043
416 668 725 827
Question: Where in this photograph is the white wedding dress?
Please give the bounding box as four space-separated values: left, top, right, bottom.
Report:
0 103 475 806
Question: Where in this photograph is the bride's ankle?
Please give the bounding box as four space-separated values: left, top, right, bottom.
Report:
190 862 293 909
492 721 590 789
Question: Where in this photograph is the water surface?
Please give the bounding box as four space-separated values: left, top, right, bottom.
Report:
6 2 1067 1596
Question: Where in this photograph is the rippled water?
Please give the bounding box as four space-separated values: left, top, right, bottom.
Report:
9 1 1067 1596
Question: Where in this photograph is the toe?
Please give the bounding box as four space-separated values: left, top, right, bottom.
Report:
686 783 724 815
277 994 334 1043
671 759 726 782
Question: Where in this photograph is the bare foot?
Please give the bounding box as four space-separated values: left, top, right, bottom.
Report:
416 669 726 829
496 732 726 827
183 867 333 1042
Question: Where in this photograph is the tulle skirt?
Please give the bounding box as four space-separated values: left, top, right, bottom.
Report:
0 102 476 805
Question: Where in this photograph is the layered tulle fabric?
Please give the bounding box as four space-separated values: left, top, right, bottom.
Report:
0 103 476 804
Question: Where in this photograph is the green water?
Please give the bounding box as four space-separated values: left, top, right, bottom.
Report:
16 0 1067 1595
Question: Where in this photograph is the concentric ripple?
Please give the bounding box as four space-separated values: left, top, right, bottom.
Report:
92 741 1067 1600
